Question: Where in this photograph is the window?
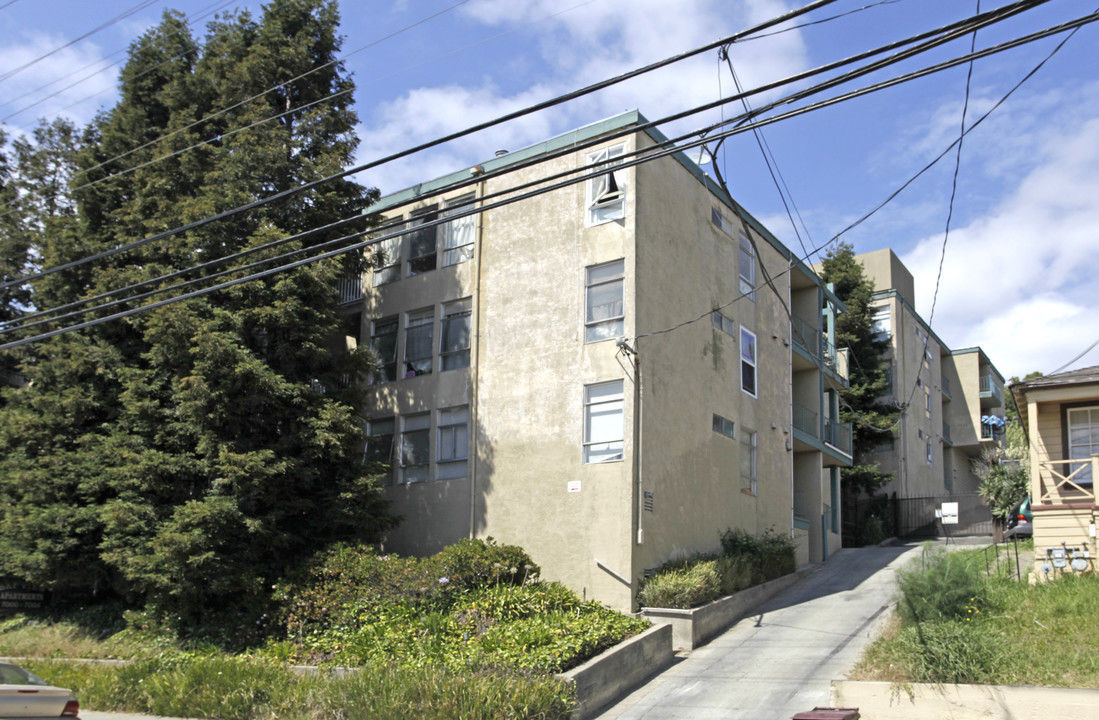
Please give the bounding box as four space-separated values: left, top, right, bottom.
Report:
712 310 735 337
584 380 624 463
738 232 756 301
408 206 439 275
925 385 932 417
741 429 758 495
441 298 472 371
437 406 469 480
365 418 395 485
372 234 401 286
883 361 894 394
404 308 434 376
712 414 735 439
442 194 476 266
586 144 625 225
871 306 891 341
585 259 624 342
926 438 933 466
400 414 430 483
740 327 757 397
711 207 736 238
370 316 398 383
1067 406 1099 485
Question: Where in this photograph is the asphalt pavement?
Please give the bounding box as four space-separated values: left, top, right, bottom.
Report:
593 542 927 719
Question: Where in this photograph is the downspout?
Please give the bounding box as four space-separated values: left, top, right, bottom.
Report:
469 176 487 539
635 348 644 545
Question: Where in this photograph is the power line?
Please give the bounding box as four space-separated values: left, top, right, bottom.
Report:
5 6 1090 351
0 0 162 85
0 0 237 123
4 0 1058 334
1048 336 1099 376
0 0 845 292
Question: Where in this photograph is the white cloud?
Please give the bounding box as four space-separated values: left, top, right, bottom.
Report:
0 34 117 133
901 114 1099 379
356 0 809 194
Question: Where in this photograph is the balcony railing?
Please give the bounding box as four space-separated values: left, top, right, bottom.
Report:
942 421 952 445
979 373 1003 404
337 275 364 304
792 314 819 359
941 375 952 400
793 488 809 529
824 345 849 383
1036 457 1096 505
823 420 853 456
793 402 819 438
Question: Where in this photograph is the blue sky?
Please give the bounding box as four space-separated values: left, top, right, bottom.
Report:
1 0 1096 380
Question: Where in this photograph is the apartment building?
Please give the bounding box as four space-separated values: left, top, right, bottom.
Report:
855 249 1005 499
340 111 852 611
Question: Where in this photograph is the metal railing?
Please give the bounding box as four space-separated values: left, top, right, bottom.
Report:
791 315 818 358
823 420 853 455
1036 457 1096 505
337 275 364 304
979 373 1003 403
793 403 819 438
942 421 952 445
941 375 952 400
825 345 849 382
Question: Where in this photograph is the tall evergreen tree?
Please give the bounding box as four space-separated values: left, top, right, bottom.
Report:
818 242 897 498
0 0 391 621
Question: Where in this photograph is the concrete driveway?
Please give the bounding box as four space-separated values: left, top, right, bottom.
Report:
595 543 926 719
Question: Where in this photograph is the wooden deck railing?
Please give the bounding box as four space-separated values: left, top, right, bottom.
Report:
1036 456 1097 505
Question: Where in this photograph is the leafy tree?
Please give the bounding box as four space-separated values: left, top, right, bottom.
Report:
0 0 393 622
973 446 1028 520
817 242 898 497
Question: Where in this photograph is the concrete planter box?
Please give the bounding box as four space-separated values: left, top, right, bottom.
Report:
641 565 816 651
557 623 673 720
832 680 1099 719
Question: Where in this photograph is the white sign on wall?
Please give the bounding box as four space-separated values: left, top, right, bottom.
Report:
568 480 582 493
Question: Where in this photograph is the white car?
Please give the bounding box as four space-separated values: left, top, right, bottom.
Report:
0 663 80 718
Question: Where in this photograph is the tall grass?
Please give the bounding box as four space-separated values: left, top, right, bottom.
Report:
852 544 1099 687
23 656 575 720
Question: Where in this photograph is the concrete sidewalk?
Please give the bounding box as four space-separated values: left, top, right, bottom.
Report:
593 543 925 719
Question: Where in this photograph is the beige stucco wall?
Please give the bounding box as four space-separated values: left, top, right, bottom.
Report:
359 123 843 610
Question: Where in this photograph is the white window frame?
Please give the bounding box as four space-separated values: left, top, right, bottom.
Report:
585 259 624 343
407 206 439 276
441 298 472 371
738 232 756 301
741 429 758 495
442 193 476 266
372 234 401 286
871 306 891 341
436 406 469 480
403 308 434 377
740 327 757 398
399 413 431 483
583 380 624 464
1067 406 1099 485
369 316 399 384
586 144 625 226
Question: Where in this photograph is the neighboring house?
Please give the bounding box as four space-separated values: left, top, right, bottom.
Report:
1012 367 1098 577
853 249 1006 499
339 110 852 612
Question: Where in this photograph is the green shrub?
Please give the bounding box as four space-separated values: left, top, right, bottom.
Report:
893 621 1003 684
435 537 540 589
896 546 996 624
637 559 722 609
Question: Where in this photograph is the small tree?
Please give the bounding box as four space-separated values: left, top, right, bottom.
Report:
973 446 1029 520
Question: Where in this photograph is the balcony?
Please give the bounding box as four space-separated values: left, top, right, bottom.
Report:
941 375 952 401
942 421 953 446
823 341 850 385
823 420 853 456
793 402 819 438
979 372 1003 407
1036 457 1096 506
337 275 364 304
791 314 819 360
